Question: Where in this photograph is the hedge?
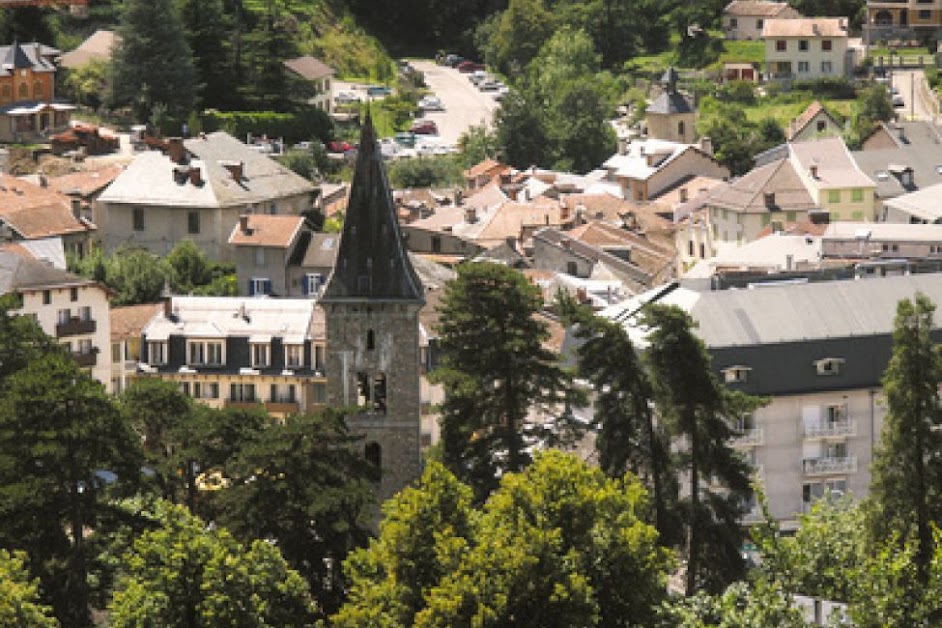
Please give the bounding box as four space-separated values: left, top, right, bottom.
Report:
200 109 333 144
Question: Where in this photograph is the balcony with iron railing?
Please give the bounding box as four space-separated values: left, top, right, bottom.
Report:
266 395 300 414
805 419 856 439
73 348 98 367
56 317 96 337
732 427 764 447
802 456 857 476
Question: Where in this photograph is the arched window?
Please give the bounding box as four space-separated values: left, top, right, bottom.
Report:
32 81 42 99
17 83 28 99
367 329 375 350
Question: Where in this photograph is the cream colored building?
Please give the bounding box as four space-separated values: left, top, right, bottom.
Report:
95 132 315 262
644 67 696 144
723 0 802 40
763 17 850 81
1 250 113 390
283 56 335 114
789 137 877 221
603 273 942 528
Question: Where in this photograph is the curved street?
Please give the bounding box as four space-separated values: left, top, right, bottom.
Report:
410 60 500 146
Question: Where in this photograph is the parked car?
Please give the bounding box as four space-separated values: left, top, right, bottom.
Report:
892 93 905 107
469 70 487 84
335 91 360 104
478 80 503 92
458 60 485 73
367 85 392 97
395 131 417 148
418 95 444 111
493 87 510 101
444 53 464 67
328 140 354 153
410 120 439 135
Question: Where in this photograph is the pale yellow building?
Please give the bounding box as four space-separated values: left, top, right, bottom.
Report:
763 17 850 81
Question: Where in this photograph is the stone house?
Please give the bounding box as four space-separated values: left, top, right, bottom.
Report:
1 250 112 390
602 138 728 202
763 18 850 82
94 131 315 262
723 0 802 40
283 56 335 114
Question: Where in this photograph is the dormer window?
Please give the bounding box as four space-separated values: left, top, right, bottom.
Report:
722 365 752 383
814 357 844 376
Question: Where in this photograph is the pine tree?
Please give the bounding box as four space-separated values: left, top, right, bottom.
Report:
432 262 582 501
642 304 765 594
870 294 942 587
112 0 197 120
177 0 236 110
571 310 675 544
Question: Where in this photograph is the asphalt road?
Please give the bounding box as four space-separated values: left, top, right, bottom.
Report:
411 60 500 146
889 69 936 122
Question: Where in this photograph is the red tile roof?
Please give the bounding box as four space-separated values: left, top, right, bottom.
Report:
228 214 304 248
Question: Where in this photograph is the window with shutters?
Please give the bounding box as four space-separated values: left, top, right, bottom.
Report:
284 344 304 368
251 342 270 367
250 277 271 296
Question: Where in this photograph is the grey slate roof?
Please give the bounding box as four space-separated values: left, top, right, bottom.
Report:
320 115 424 303
646 91 693 115
852 142 942 200
702 158 816 214
0 41 58 74
601 273 942 396
0 250 93 294
97 131 314 208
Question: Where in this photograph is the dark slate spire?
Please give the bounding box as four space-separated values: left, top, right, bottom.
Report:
1 40 33 71
661 66 679 92
321 112 424 303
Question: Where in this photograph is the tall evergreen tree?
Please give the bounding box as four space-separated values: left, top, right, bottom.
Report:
239 0 301 111
869 294 942 587
432 262 583 501
177 0 235 110
571 310 674 544
0 351 141 626
642 304 764 594
112 0 197 120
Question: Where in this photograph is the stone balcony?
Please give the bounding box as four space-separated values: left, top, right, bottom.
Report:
802 456 857 476
805 419 856 439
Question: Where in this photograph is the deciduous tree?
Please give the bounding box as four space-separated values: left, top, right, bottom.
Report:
109 501 316 626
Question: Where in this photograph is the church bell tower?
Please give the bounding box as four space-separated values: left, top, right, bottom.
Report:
320 113 425 504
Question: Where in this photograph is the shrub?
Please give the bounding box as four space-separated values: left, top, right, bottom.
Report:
201 109 333 144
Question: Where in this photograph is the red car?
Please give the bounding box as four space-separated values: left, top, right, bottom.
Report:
458 60 485 73
410 120 439 135
328 140 354 153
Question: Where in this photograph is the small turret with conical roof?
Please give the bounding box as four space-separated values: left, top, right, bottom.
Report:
645 66 696 143
320 110 424 509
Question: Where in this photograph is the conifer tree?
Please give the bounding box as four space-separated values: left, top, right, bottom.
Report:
112 0 197 120
642 304 764 594
869 294 942 587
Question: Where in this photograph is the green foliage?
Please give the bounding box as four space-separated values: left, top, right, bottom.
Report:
846 84 894 149
0 550 58 627
869 294 942 585
165 239 212 293
791 77 857 100
657 580 807 628
458 123 499 168
0 349 141 625
569 307 673 540
336 453 671 627
201 109 333 145
387 155 463 189
643 304 766 594
432 262 584 501
484 0 556 77
101 247 169 306
333 461 473 627
112 0 197 120
108 501 316 626
212 410 377 615
61 60 110 110
697 102 784 175
716 81 757 105
176 0 236 110
495 28 617 172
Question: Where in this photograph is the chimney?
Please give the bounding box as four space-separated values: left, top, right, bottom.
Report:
764 192 776 207
454 188 463 206
465 207 477 223
70 197 81 220
560 205 570 221
189 166 201 185
506 235 517 250
167 137 185 164
812 23 820 35
239 214 251 234
163 296 173 320
785 254 794 271
700 136 713 155
809 164 818 178
222 160 244 182
679 187 688 203
38 169 47 187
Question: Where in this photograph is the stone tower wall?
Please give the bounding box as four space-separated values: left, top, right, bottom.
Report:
323 301 422 505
